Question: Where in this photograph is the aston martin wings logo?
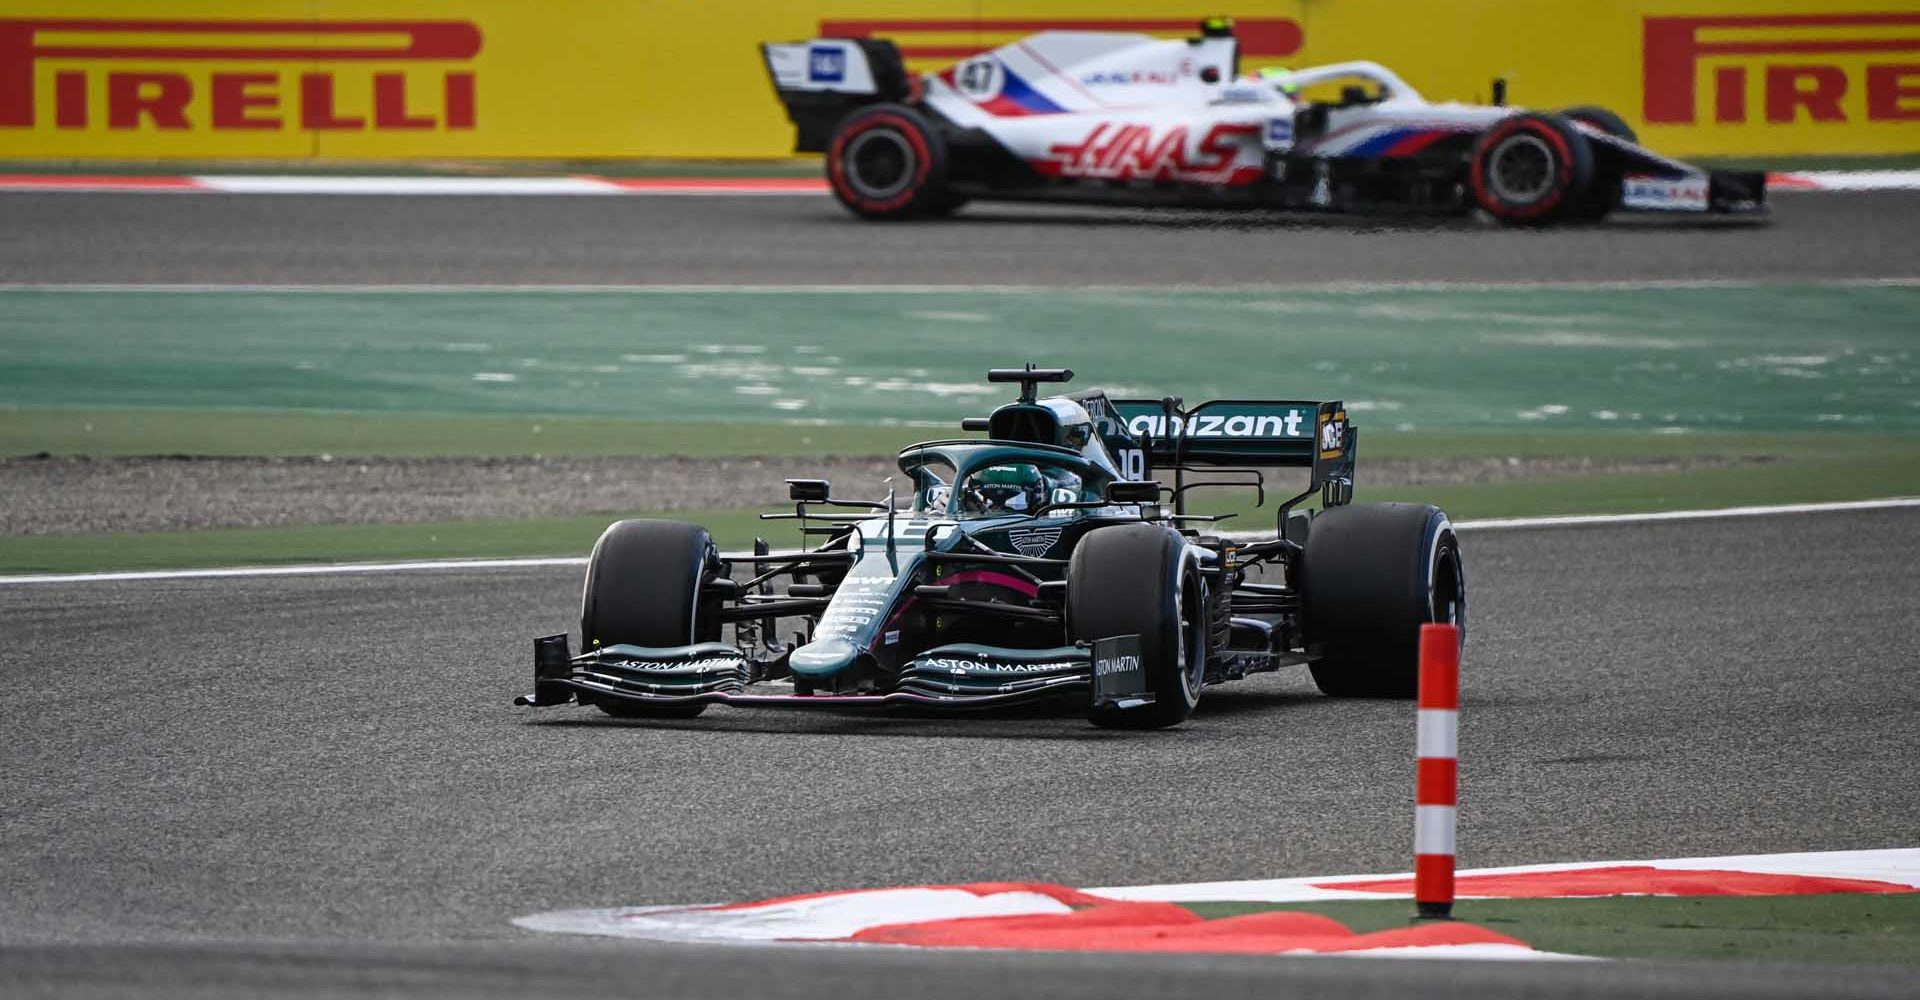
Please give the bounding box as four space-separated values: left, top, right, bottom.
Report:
1007 526 1063 557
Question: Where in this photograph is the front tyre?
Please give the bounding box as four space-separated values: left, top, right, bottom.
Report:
1068 524 1208 729
1561 106 1635 221
825 104 952 221
1468 113 1594 225
579 519 721 719
1300 503 1465 698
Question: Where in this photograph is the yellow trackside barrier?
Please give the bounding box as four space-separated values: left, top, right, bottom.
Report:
1290 0 1920 158
0 0 1912 160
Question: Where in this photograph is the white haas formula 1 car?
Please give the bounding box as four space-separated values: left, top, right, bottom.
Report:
764 19 1766 225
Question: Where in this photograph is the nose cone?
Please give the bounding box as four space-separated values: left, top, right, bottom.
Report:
789 637 861 677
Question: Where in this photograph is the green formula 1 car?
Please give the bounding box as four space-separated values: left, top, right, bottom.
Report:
517 365 1465 729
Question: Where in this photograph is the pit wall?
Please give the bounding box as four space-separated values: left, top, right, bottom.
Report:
1 0 1913 160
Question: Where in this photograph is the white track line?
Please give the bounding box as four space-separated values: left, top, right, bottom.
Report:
0 556 587 586
1443 496 1920 531
3 497 1916 587
2 278 1918 294
1221 496 1920 542
1782 170 1920 191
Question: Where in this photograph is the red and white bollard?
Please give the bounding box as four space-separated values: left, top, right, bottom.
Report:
1415 622 1460 920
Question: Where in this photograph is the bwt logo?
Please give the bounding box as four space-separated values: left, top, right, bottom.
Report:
1643 12 1920 126
0 19 481 131
807 45 845 83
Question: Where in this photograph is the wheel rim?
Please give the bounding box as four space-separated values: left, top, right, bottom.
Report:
844 129 916 201
1487 132 1556 204
1176 570 1205 701
1430 540 1467 640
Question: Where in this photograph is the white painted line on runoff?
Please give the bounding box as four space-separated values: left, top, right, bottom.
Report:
1449 496 1920 531
2 278 1918 294
1224 496 1920 542
4 497 1916 587
1781 170 1920 191
0 556 587 586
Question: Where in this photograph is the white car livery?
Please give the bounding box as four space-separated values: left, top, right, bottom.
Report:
764 19 1765 225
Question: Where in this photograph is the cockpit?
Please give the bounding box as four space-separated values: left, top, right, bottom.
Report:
904 448 1113 520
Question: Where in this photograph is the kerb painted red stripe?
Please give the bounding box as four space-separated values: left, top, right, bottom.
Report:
851 900 1529 953
0 174 202 189
1332 865 1919 899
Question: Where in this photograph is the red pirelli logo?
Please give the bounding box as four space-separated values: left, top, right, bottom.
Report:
1644 12 1920 125
818 18 1304 61
0 19 482 131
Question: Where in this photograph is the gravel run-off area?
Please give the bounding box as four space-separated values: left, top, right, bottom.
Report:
0 454 1774 536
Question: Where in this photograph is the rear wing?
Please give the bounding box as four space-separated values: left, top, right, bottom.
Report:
1082 394 1356 503
761 38 911 152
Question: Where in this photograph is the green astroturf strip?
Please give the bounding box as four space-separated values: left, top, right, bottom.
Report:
0 509 753 576
3 284 1916 573
1 285 1916 433
1183 894 1920 964
4 446 1919 574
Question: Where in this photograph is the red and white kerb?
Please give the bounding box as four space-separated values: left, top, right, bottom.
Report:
1415 623 1461 919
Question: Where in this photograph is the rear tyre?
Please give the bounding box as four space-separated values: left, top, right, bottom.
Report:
1561 106 1635 221
579 519 720 718
1068 524 1207 729
1468 113 1594 225
825 103 952 221
1301 503 1465 698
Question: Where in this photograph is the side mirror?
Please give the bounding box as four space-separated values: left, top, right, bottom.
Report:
787 479 831 502
1105 480 1163 504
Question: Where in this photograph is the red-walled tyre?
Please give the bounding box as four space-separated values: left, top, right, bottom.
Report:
825 104 951 221
1468 113 1594 225
1562 106 1635 221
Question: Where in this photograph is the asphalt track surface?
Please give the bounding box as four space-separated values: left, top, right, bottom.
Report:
4 507 1918 997
3 189 1919 286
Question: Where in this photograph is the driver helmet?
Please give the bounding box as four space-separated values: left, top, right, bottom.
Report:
970 463 1044 513
1259 66 1301 97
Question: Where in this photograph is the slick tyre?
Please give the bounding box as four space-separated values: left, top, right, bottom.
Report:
1068 524 1208 729
579 519 720 718
1300 503 1465 698
1561 106 1635 221
826 104 952 221
1562 105 1637 144
1468 113 1594 224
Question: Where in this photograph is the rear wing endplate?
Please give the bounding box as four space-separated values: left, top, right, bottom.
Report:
762 38 910 152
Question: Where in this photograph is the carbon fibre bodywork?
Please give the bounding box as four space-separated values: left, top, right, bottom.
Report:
765 22 1765 221
517 367 1377 722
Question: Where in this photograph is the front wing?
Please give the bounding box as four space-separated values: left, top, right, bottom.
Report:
516 636 1153 714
